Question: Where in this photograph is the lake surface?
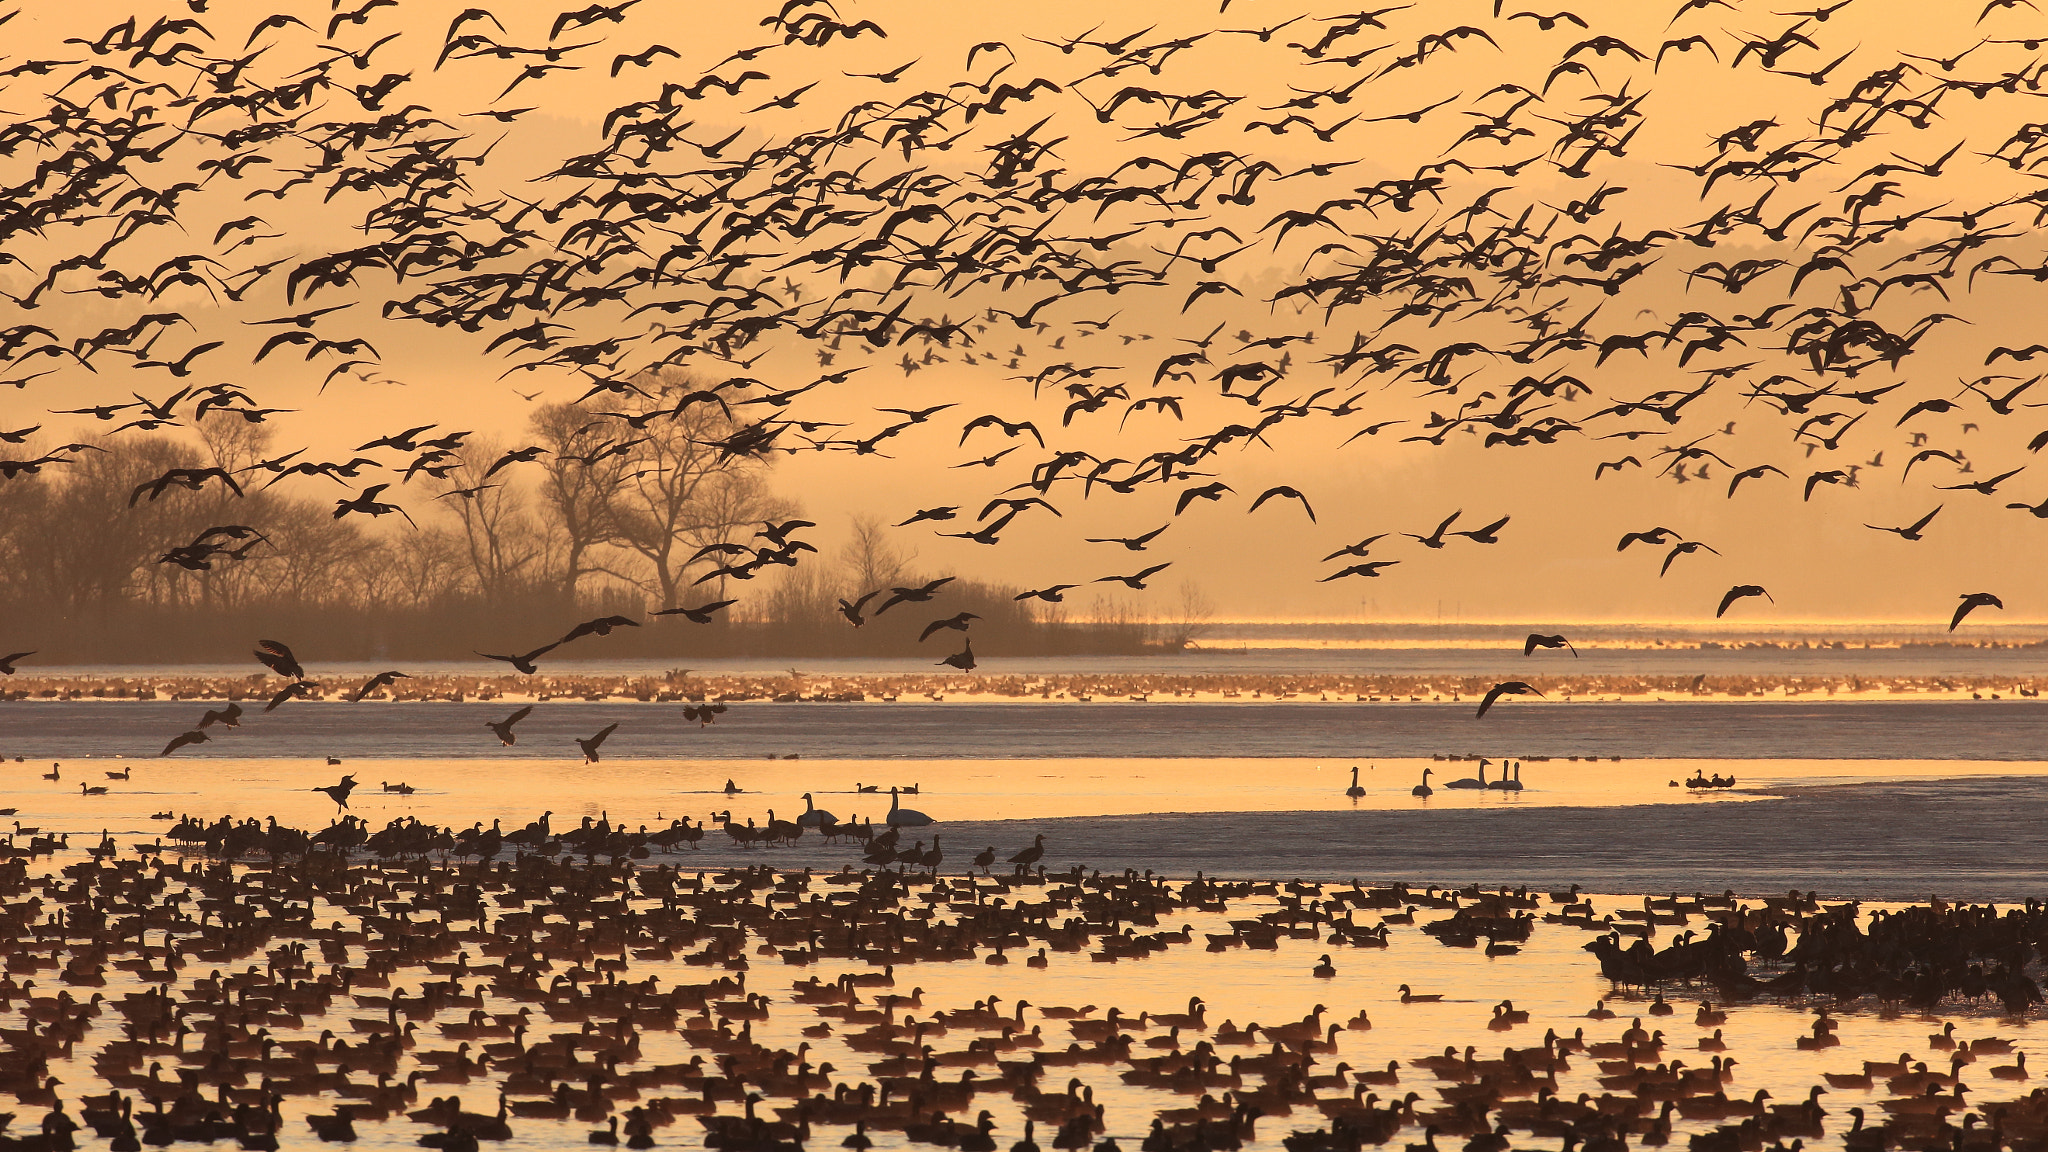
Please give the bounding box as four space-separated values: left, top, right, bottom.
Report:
10 698 2048 761
26 642 2048 679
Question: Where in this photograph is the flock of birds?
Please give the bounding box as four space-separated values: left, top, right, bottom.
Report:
0 811 2033 1152
0 0 2043 658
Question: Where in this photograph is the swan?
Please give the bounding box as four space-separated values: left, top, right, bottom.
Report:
796 793 837 828
886 787 934 828
1500 762 1524 791
1411 768 1433 797
1442 760 1487 790
1345 767 1366 799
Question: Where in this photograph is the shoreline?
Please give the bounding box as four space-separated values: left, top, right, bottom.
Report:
4 669 2047 705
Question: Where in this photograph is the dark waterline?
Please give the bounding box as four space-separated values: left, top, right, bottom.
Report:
12 698 2048 760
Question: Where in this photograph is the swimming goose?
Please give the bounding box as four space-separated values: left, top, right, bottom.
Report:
1442 760 1487 790
1313 955 1336 979
1398 985 1442 1004
886 787 933 827
796 793 836 828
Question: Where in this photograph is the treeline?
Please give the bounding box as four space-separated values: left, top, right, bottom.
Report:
0 382 1191 664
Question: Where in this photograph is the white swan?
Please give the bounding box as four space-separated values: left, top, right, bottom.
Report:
1442 759 1488 790
1345 766 1365 798
797 792 837 827
887 786 933 827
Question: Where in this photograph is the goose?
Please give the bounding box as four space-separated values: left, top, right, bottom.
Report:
1398 985 1442 1004
1442 760 1487 789
104 767 129 780
1990 1053 2029 1081
1345 767 1365 798
1411 768 1434 797
81 782 107 795
886 787 933 827
1313 955 1336 979
796 793 836 828
588 1118 619 1146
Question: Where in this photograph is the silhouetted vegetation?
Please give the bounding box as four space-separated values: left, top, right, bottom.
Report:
0 387 1182 664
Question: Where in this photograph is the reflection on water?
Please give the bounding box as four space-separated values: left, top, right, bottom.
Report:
7 756 2046 834
9 841 2037 1152
17 700 2048 762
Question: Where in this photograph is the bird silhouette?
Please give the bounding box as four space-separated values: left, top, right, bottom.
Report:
486 705 533 746
313 774 358 811
347 671 408 702
938 639 977 671
578 723 620 763
477 643 561 675
1476 682 1544 719
1524 634 1577 657
1951 592 2005 631
1717 585 1774 618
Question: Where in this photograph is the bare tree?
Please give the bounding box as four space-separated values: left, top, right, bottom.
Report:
838 514 912 595
528 401 629 599
596 373 792 608
1161 579 1216 651
437 435 547 598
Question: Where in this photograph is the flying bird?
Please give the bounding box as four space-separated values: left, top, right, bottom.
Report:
253 640 304 679
348 671 409 702
919 613 980 642
1951 592 2005 632
476 643 561 674
1717 585 1773 618
160 730 209 757
1866 506 1942 541
1095 563 1172 590
653 600 736 624
1475 682 1544 719
1248 485 1317 523
1524 634 1578 657
486 705 533 746
578 723 620 763
560 615 641 643
313 774 358 811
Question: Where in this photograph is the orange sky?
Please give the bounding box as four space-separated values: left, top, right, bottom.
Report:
6 0 2048 623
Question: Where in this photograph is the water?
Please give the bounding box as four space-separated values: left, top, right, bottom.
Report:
6 681 2040 1152
13 699 2048 761
24 643 2048 679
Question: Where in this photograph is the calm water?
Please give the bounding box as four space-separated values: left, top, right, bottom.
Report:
14 850 2040 1152
26 643 2048 678
11 699 2048 761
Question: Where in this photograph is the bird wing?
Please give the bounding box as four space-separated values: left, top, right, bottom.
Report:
1475 684 1508 719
